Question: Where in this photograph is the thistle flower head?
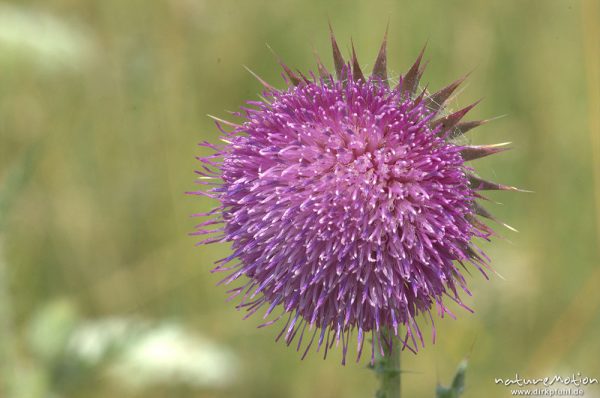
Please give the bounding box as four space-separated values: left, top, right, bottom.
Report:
191 27 517 364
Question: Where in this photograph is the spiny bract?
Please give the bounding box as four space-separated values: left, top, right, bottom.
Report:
191 27 517 364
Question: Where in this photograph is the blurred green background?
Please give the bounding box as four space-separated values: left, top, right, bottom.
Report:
1 0 599 397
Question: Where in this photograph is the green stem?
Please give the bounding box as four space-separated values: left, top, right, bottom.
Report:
373 328 401 398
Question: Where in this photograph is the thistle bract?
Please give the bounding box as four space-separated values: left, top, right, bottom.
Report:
191 28 516 364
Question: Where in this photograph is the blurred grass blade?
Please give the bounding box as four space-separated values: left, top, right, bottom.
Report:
0 144 40 231
0 144 40 396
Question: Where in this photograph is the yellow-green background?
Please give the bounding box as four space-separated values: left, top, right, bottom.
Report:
1 0 599 397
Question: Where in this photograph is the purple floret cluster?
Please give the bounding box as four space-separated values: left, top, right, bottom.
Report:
191 29 514 363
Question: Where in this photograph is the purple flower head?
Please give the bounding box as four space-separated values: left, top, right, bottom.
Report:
191 28 518 364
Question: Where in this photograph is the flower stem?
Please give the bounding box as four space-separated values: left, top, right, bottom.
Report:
373 328 401 398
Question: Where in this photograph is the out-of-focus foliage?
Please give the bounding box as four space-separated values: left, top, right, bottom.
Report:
11 299 238 397
0 3 96 72
0 1 598 397
436 360 467 398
